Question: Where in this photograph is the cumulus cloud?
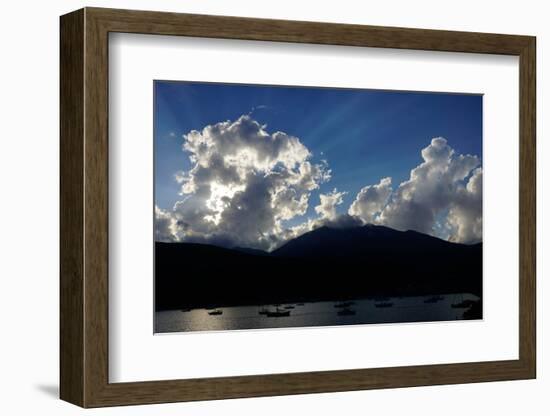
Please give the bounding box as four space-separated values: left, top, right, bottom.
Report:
156 115 330 250
348 137 482 243
285 190 362 240
155 205 176 242
348 177 392 223
446 167 482 243
315 189 347 220
156 120 482 249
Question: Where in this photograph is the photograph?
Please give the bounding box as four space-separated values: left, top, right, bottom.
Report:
153 81 483 333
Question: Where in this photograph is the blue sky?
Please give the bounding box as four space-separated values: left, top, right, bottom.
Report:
154 80 482 231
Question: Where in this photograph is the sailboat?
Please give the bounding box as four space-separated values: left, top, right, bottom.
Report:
334 301 355 308
266 307 290 317
208 308 223 316
337 307 356 316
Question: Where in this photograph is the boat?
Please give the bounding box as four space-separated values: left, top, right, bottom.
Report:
375 302 393 308
258 307 269 315
296 303 305 306
423 295 444 304
208 309 223 316
284 305 295 309
337 308 356 316
180 308 192 312
334 301 355 308
266 308 290 317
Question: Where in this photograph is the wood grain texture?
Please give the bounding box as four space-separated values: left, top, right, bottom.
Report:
88 7 532 54
518 38 536 375
83 10 110 406
59 8 84 407
59 7 537 408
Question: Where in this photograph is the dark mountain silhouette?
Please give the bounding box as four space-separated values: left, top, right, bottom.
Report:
273 224 464 258
155 224 482 311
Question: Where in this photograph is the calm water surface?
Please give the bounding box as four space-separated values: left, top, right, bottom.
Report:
155 293 480 333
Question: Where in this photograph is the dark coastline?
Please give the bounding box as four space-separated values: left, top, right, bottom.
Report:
155 225 482 314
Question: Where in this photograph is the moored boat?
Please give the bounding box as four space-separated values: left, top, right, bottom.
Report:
337 308 356 316
266 308 291 317
208 309 223 316
334 301 355 308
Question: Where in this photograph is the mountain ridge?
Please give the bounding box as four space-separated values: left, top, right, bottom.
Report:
155 224 482 311
271 223 474 258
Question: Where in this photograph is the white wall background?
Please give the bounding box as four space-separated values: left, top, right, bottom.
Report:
0 0 545 414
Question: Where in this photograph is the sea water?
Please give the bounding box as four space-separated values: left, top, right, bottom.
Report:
154 293 480 333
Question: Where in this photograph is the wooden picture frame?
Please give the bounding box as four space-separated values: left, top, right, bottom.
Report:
60 7 536 408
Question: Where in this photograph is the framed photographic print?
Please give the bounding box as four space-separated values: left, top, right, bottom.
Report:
60 7 536 407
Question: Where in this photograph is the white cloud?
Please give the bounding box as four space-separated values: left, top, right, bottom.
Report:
156 115 330 250
446 167 483 243
154 205 176 242
348 177 392 223
157 123 482 249
285 190 361 240
315 188 347 220
349 137 482 243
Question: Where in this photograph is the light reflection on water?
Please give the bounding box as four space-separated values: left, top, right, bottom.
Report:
155 293 480 334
